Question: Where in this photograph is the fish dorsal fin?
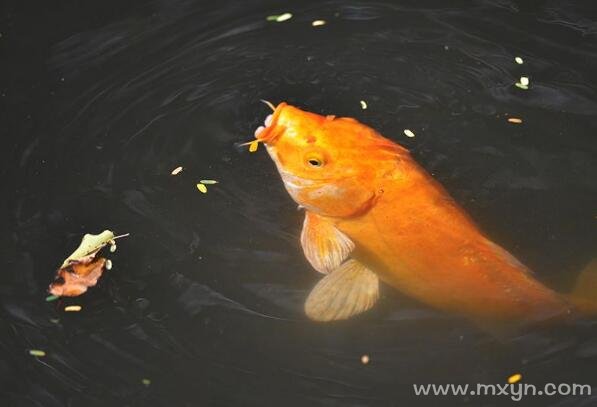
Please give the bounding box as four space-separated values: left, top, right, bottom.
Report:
300 211 355 274
305 259 380 321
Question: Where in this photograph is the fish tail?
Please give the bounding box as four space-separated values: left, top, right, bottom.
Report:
567 258 597 315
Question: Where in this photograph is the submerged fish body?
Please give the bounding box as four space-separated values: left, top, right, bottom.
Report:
254 102 589 330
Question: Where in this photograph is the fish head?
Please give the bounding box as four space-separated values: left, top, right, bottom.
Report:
255 102 406 217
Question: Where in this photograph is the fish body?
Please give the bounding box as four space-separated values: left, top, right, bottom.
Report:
254 102 585 329
332 159 570 325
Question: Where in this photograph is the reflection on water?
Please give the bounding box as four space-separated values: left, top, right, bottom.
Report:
2 0 596 406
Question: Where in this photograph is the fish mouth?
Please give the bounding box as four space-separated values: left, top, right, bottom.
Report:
254 101 287 144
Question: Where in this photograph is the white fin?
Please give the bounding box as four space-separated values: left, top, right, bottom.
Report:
305 259 380 321
300 211 355 274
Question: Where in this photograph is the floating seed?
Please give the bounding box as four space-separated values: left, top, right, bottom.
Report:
64 305 82 312
403 129 416 138
196 183 208 193
360 100 367 109
312 20 326 27
29 349 46 357
267 13 292 22
171 166 183 175
275 13 293 22
249 140 259 153
508 373 522 384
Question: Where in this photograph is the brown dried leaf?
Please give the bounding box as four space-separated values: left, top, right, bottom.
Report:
49 257 107 297
49 230 128 298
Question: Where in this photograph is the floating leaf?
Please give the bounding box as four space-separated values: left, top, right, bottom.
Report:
29 349 46 357
514 82 528 90
60 230 114 269
249 140 259 153
196 183 208 193
45 294 60 302
50 256 107 297
64 305 82 312
49 231 128 298
199 180 218 185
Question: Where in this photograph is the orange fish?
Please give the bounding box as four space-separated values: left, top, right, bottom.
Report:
253 102 596 331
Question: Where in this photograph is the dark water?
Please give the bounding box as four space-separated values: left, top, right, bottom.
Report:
2 0 597 406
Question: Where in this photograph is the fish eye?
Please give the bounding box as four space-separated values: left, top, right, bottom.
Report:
307 157 323 167
304 149 327 169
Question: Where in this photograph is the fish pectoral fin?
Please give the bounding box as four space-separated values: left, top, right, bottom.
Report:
300 211 355 274
305 259 380 321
